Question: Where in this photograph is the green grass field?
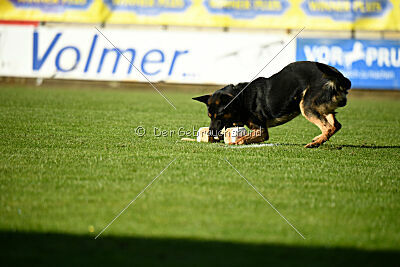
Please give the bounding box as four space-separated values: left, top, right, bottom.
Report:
1 84 399 266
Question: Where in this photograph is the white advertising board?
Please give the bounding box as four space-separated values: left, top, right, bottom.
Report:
0 25 296 85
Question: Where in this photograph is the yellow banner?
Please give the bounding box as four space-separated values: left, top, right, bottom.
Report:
0 0 105 23
0 0 399 31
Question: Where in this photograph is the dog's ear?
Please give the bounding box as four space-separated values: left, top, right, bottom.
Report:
192 94 211 105
219 92 235 105
221 92 234 100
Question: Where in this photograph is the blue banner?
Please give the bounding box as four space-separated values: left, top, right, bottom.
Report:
296 38 400 89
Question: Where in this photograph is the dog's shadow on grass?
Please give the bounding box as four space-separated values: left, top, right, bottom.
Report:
1 231 399 267
276 143 400 149
336 144 400 149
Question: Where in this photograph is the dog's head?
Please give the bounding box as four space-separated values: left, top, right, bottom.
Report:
193 85 242 142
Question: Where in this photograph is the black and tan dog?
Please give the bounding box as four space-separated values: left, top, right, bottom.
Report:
193 61 351 148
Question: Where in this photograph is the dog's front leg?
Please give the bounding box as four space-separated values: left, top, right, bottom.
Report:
231 128 268 145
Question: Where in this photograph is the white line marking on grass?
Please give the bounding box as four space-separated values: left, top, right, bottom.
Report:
95 158 177 239
224 27 305 110
224 158 306 239
95 27 177 110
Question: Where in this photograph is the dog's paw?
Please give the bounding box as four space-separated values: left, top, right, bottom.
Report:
305 142 321 148
230 136 247 145
229 141 243 145
236 140 245 145
307 135 329 148
312 134 323 142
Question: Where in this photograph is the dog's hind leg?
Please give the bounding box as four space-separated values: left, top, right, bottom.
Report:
311 113 341 142
303 114 331 148
300 102 340 148
300 84 344 148
303 112 341 148
311 133 323 143
326 113 342 136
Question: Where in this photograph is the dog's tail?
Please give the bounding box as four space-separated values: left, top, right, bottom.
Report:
316 62 351 90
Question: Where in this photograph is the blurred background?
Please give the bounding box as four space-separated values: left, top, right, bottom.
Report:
0 0 399 89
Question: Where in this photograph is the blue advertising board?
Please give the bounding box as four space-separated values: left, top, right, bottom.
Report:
296 38 400 90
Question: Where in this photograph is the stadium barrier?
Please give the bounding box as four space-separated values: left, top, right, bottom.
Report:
297 38 400 89
0 0 399 31
0 24 398 89
0 25 295 85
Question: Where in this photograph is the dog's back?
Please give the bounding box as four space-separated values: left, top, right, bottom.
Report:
239 61 351 125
